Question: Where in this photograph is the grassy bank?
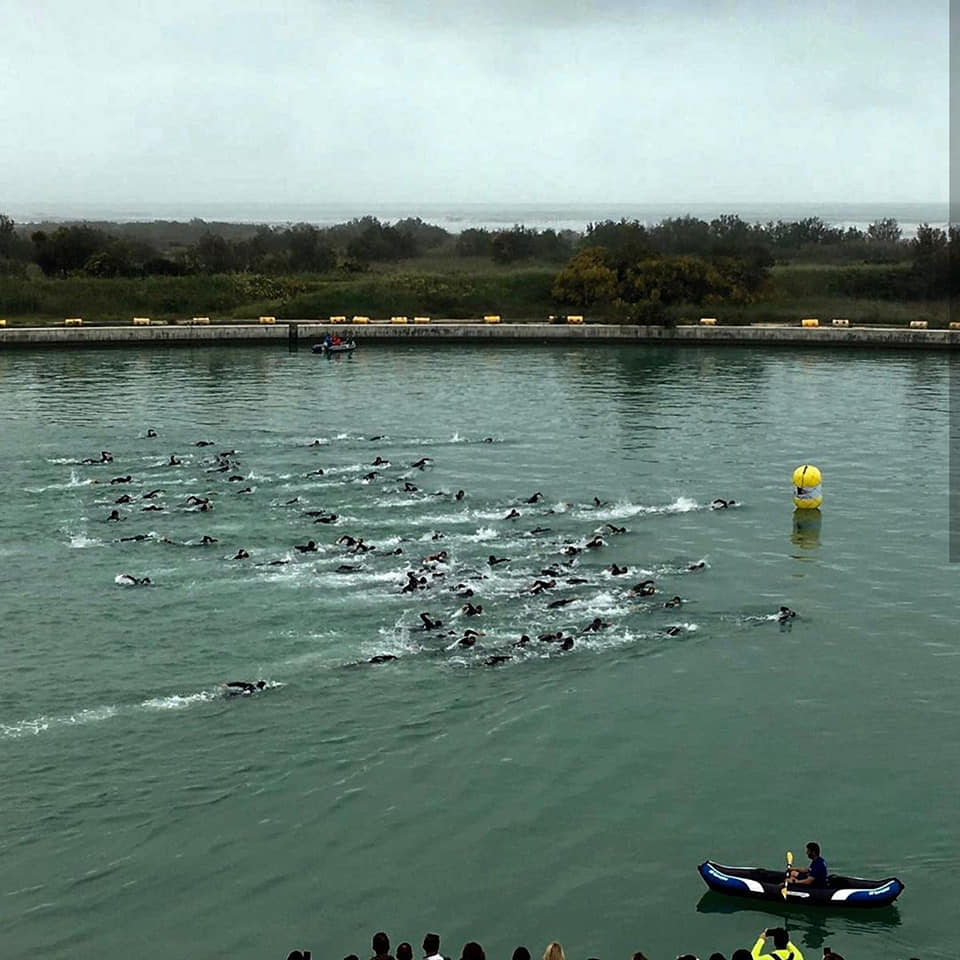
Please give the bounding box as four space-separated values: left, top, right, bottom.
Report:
0 262 949 327
0 266 559 325
690 263 949 326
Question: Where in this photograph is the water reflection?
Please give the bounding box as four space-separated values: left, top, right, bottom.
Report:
791 508 822 550
559 346 775 461
596 344 775 401
696 892 901 950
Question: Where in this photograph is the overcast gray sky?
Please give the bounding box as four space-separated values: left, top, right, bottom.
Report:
0 0 949 206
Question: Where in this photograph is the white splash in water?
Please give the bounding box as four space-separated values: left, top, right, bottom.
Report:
1 705 119 740
69 533 101 549
466 526 499 542
656 496 700 514
141 690 219 710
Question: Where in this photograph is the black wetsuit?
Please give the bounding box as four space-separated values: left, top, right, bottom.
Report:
224 681 265 694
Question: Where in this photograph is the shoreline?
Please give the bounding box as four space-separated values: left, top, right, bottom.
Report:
0 320 960 351
0 320 956 350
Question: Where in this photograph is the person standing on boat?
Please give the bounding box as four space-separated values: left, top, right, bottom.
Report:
751 927 804 960
788 841 828 887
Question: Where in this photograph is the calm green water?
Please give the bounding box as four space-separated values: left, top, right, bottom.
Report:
1 343 956 960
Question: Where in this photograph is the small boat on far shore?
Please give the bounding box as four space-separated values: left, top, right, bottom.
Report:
312 340 357 355
698 860 904 908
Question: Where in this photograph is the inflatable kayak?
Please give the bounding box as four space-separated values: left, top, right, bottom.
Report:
312 341 357 355
698 860 904 908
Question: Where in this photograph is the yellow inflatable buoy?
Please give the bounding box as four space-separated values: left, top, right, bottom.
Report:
793 464 822 509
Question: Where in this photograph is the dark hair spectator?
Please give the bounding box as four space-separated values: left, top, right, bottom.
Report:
709 954 727 960
372 933 394 960
731 951 752 960
512 949 531 960
633 953 650 960
770 929 789 951
398 944 413 960
345 956 359 960
423 935 442 959
460 943 485 960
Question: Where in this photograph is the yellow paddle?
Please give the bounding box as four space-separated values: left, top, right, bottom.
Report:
781 850 794 899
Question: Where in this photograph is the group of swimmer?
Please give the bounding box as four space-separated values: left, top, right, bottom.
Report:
314 480 791 667
72 426 800 685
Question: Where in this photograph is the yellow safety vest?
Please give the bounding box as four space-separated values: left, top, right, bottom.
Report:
751 938 805 960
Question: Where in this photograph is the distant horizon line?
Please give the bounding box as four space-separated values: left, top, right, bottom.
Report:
6 198 948 208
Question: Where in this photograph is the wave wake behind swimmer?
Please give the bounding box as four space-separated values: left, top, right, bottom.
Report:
1 705 119 740
1 681 289 739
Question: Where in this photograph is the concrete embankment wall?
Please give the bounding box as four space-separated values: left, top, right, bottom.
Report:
0 322 957 350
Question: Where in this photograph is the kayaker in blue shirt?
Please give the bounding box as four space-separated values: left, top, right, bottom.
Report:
788 841 828 887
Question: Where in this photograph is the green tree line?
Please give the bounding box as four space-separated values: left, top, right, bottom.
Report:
550 219 957 315
4 211 952 276
1 211 956 320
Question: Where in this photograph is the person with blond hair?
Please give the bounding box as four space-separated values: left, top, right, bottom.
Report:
543 943 565 960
